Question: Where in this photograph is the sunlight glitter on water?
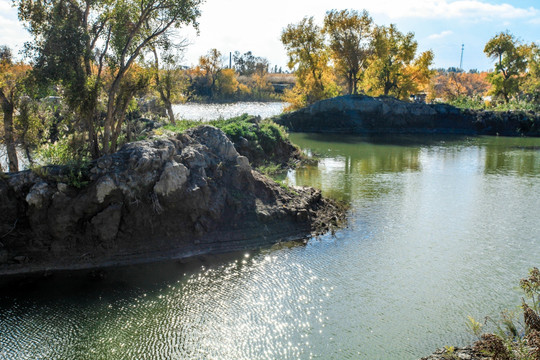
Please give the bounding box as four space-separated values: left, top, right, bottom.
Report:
172 102 287 121
2 134 540 359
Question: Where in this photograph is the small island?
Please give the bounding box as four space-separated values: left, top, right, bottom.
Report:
274 94 540 136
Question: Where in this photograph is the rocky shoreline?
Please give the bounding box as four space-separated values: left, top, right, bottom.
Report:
274 95 540 137
420 347 490 360
0 126 346 280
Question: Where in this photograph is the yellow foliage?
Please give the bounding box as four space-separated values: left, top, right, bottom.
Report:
216 68 239 97
237 83 252 96
429 71 490 101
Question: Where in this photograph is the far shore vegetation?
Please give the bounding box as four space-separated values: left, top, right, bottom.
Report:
1 3 539 174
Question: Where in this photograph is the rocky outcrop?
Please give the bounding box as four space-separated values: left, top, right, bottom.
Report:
0 126 345 278
218 116 303 169
420 347 490 360
274 95 540 136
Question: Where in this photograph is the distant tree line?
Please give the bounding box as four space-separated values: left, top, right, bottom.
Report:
184 49 278 102
1 3 540 173
280 10 540 110
280 9 435 110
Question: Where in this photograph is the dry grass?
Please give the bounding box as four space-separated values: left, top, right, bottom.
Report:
267 73 296 85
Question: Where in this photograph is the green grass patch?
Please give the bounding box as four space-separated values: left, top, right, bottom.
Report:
162 113 289 154
276 179 299 196
256 162 284 175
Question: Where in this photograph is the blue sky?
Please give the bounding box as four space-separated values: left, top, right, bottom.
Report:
1 0 539 71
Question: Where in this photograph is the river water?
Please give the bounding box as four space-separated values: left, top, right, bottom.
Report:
2 133 540 359
172 102 286 121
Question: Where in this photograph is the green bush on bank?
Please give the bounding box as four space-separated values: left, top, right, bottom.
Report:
442 96 540 112
30 135 91 188
161 113 289 153
160 114 293 173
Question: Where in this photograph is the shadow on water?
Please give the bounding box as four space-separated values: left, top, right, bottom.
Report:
0 251 254 302
293 132 471 147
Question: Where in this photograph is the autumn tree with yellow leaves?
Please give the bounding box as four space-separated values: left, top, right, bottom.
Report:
323 9 373 95
362 24 434 100
281 16 339 110
281 11 434 109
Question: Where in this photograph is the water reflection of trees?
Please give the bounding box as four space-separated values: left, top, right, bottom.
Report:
288 135 540 202
484 146 540 176
290 142 421 202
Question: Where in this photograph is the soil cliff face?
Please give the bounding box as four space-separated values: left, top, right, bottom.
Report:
274 95 540 136
0 126 344 277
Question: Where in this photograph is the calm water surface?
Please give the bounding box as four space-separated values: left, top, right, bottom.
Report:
2 134 540 359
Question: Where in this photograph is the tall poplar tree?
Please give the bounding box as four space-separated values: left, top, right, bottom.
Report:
323 9 373 95
281 16 338 109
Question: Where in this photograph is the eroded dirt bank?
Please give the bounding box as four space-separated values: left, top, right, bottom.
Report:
0 126 345 278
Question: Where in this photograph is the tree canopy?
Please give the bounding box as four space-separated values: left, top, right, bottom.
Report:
281 11 434 108
17 0 203 156
323 9 373 95
281 16 338 109
362 24 434 100
483 31 528 103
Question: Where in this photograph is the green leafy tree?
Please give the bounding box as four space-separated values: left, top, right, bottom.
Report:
233 51 269 76
101 0 202 154
18 0 108 158
363 24 433 100
18 0 203 156
323 9 373 95
483 31 528 103
150 43 189 124
281 16 338 109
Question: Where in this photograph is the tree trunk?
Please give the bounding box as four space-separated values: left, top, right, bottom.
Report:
103 81 121 154
165 100 175 124
2 103 19 172
24 145 33 167
152 48 175 124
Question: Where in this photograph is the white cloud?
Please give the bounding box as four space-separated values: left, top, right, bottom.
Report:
1 0 539 69
428 30 453 40
0 16 30 54
0 1 13 13
364 0 537 20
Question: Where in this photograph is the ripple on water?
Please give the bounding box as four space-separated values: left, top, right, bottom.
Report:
172 102 287 121
2 135 540 359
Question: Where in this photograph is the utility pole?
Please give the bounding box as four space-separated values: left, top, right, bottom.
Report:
229 52 232 69
459 44 464 70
